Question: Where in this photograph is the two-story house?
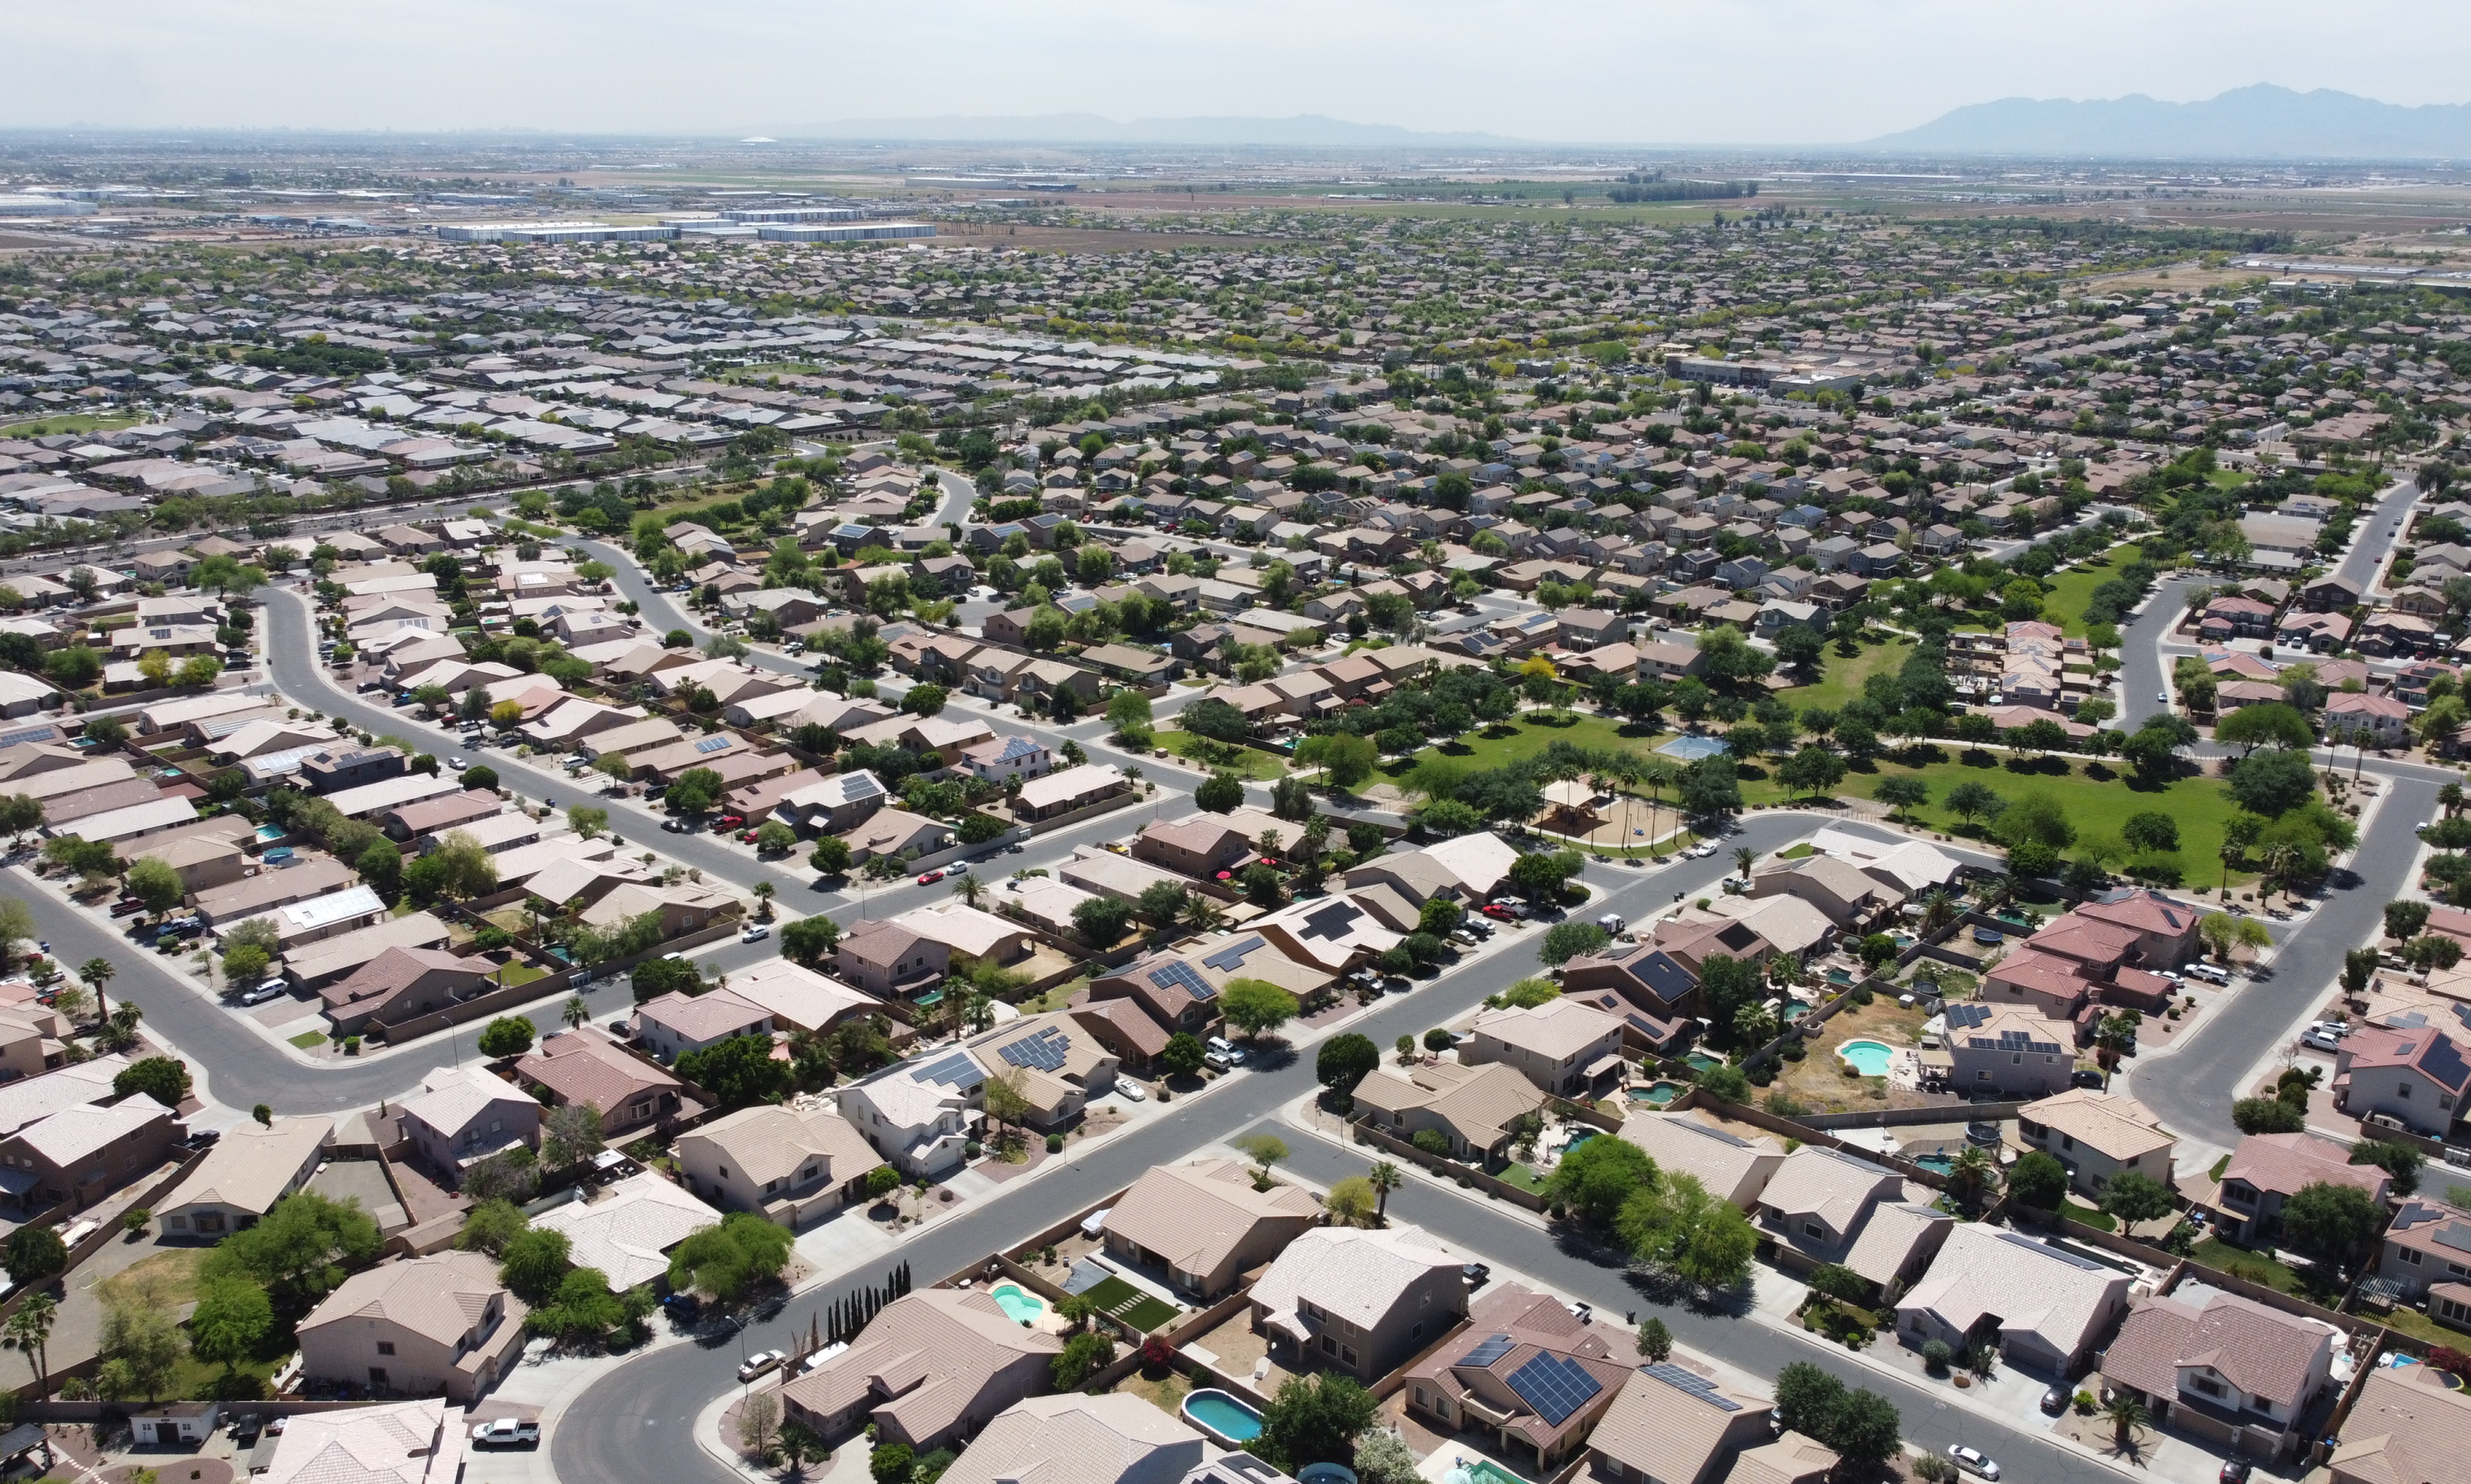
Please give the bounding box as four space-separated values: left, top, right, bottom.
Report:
2099 1289 2340 1460
2334 1026 2470 1138
2013 1088 2177 1200
1460 998 1627 1096
295 1251 527 1402
395 1065 541 1186
1248 1226 1468 1382
676 1102 884 1228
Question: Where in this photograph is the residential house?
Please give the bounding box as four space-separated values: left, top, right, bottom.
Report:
2373 1196 2471 1305
836 1054 982 1177
1942 1004 2074 1097
295 1251 526 1403
937 1395 1204 1484
1248 1225 1468 1383
1404 1283 1630 1470
1895 1224 2132 1373
1460 998 1628 1096
1353 1060 1550 1164
2333 1026 2470 1138
1748 855 1903 929
1100 1158 1321 1298
256 1401 465 1484
0 1095 179 1213
676 1102 884 1228
528 1173 721 1293
396 1064 541 1184
2099 1288 2340 1459
960 1012 1119 1129
2012 1088 2177 1200
2328 1365 2471 1484
512 1027 688 1140
153 1115 329 1240
778 1290 1062 1448
1751 1145 1910 1279
1586 1355 1800 1484
2215 1132 2390 1245
1618 1115 1785 1208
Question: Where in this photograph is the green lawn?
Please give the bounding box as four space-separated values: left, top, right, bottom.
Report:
2040 543 2145 636
0 410 143 438
1772 638 1914 714
289 1031 327 1049
1741 750 2255 889
2189 1237 2343 1304
1082 1274 1179 1333
1499 1163 1549 1194
1385 712 1670 778
498 961 549 988
2374 1305 2459 1348
1153 725 1287 780
2062 1200 2117 1232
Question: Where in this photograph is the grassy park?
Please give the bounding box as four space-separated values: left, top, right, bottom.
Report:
1152 724 1288 780
1771 636 1914 714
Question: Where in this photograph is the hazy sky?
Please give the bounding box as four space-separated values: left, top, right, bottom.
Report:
11 0 2469 143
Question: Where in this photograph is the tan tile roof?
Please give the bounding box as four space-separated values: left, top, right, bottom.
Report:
514 1027 682 1112
158 1116 330 1218
1469 997 1626 1061
1250 1225 1460 1336
2222 1131 2389 1201
1354 1060 1548 1151
1100 1158 1319 1279
2331 1363 2471 1484
781 1290 1060 1446
260 1399 463 1484
1587 1354 1772 1484
937 1393 1203 1484
1895 1224 2130 1362
1729 1432 1840 1484
1757 1146 1900 1235
301 1251 520 1351
530 1172 720 1292
1839 1202 1953 1288
1618 1114 1786 1208
2100 1288 2337 1413
2019 1088 2175 1164
682 1102 878 1189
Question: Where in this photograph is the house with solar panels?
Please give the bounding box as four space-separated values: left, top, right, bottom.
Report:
2331 1024 2471 1140
1586 1356 1821 1484
958 734 1053 785
960 1012 1121 1129
1942 1003 2074 1098
1248 1226 1466 1384
837 1050 984 1178
1078 953 1228 1069
1404 1283 1630 1469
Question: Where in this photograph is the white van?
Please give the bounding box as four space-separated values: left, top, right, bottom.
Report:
2186 962 2231 985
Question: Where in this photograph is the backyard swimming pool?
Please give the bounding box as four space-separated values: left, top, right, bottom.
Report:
988 1284 1046 1324
1627 1081 1684 1106
1912 1153 1955 1176
1838 1040 1894 1077
1183 1390 1264 1443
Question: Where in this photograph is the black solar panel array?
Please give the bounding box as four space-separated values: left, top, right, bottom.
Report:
1460 1334 1516 1368
913 1052 984 1089
1201 935 1266 972
997 1025 1071 1073
1507 1353 1604 1425
1148 959 1217 1001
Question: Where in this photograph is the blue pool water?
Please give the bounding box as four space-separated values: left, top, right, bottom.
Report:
1564 1130 1597 1152
1838 1040 1894 1077
1183 1390 1264 1443
1628 1082 1684 1105
989 1284 1046 1324
1657 734 1730 760
1914 1153 1956 1175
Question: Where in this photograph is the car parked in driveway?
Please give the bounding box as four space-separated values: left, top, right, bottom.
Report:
470 1419 539 1449
741 924 770 943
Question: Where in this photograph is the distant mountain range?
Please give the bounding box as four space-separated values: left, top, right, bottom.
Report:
789 113 1526 148
1870 84 2471 159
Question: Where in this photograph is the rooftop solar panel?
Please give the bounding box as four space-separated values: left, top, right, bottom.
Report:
1507 1353 1604 1425
997 1025 1071 1073
1942 1004 1993 1030
1460 1334 1516 1368
694 736 732 753
1200 935 1266 972
913 1052 984 1089
1146 960 1216 1001
1640 1362 1740 1410
1996 1231 2104 1270
0 727 57 749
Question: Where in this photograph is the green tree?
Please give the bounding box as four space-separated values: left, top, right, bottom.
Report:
4 1290 54 1397
666 1212 795 1304
1106 690 1154 746
1943 780 2006 828
1194 769 1245 813
1296 732 1378 790
95 1300 183 1403
1615 1171 1757 1290
2006 1150 2069 1209
1 1226 64 1288
112 1056 189 1108
200 1191 382 1308
1316 1033 1381 1101
2231 1096 2306 1135
1051 1331 1116 1390
2121 811 2180 855
567 805 610 839
666 766 725 814
1221 978 1298 1040
123 857 185 916
1636 1315 1672 1362
1162 1032 1206 1077
1538 920 1610 965
189 1277 273 1379
1071 893 1133 946
1256 1373 1379 1474
1544 1132 1656 1226
1773 1362 1845 1440
476 1017 536 1058
676 1034 793 1110
498 1227 575 1303
2352 1139 2426 1196
781 914 842 964
1873 774 1930 822
455 1199 529 1256
2279 1181 2384 1270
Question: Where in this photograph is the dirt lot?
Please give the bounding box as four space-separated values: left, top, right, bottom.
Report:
1763 996 1947 1116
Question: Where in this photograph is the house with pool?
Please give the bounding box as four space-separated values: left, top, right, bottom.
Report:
1617 1114 1786 1210
1102 1158 1321 1299
1404 1282 1630 1471
778 1290 1062 1449
938 1393 1203 1484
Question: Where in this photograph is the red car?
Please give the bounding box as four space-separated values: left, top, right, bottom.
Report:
916 867 947 886
737 830 759 844
1480 902 1522 921
109 899 144 918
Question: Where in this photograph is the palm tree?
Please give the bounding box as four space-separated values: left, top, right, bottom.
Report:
1185 895 1228 935
561 995 589 1031
2104 1393 2148 1451
1918 889 1958 937
1732 847 1756 881
1945 1144 1999 1209
2258 839 2302 908
950 873 984 908
78 957 113 1024
752 880 776 920
1367 1161 1403 1224
4 1291 53 1399
2445 781 2467 819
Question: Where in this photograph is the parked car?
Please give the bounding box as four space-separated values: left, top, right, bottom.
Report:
2218 1462 2251 1484
109 899 145 918
2302 1027 2343 1054
1947 1446 1999 1480
1115 1082 1146 1102
2040 1383 2069 1416
470 1419 540 1449
1480 902 1524 921
741 924 771 943
446 756 465 769
1462 1262 1491 1287
737 1349 787 1382
239 980 286 1005
2069 1069 2105 1089
1206 1035 1245 1066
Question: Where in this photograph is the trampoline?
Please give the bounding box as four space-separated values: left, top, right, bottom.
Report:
1657 734 1730 760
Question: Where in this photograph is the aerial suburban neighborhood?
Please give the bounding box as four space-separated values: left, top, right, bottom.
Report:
8 48 2471 1484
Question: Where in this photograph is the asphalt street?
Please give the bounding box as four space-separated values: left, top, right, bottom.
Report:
550 814 2118 1484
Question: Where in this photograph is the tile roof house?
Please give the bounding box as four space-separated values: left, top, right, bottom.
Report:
0 1094 179 1213
513 1027 689 1139
1404 1283 1630 1468
2329 1359 2471 1484
295 1250 527 1402
1751 1145 1913 1277
2215 1132 2390 1245
153 1115 329 1240
2099 1287 2340 1457
1249 1225 1467 1383
1353 1060 1551 1164
2372 1196 2471 1305
1942 1003 2074 1098
1586 1354 1787 1484
396 1064 541 1185
528 1172 721 1292
634 987 773 1064
2013 1088 2177 1200
1894 1224 2132 1373
836 1055 982 1178
1618 1115 1787 1209
1560 942 1704 1024
834 919 950 999
1101 1158 1321 1298
1747 855 1903 928
962 1012 1120 1128
319 946 494 1037
937 1394 1204 1484
780 1289 1063 1447
1836 1200 1958 1294
1461 998 1628 1096
257 1399 465 1484
2333 1026 2471 1139
676 1102 883 1228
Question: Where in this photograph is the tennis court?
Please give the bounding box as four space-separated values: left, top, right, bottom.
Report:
1656 734 1730 760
